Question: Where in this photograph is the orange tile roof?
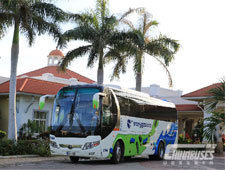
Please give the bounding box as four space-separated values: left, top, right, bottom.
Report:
176 104 202 111
182 83 221 98
17 66 95 84
0 78 66 95
49 49 64 57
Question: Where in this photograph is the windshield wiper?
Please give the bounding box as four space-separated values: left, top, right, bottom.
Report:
69 91 86 133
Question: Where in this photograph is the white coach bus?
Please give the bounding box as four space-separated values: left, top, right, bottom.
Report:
43 84 177 164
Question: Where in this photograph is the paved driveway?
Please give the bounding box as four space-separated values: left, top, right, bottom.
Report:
0 155 224 170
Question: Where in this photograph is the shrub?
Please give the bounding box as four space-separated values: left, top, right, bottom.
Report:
0 139 16 156
0 139 50 156
19 119 38 140
0 130 6 139
35 140 50 157
178 133 192 144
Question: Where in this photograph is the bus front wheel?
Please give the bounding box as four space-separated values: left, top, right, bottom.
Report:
111 141 124 164
69 156 79 163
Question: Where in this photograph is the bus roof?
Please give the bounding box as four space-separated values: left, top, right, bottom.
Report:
60 84 175 109
109 87 176 109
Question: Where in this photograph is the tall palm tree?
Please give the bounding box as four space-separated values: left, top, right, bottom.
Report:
58 0 140 84
0 0 69 140
111 10 180 91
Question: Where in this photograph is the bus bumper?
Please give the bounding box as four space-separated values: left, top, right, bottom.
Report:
50 135 103 158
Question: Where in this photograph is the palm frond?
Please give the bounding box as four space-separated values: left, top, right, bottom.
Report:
152 56 173 87
31 2 71 22
144 20 159 35
58 25 97 47
121 19 136 31
203 112 225 143
110 55 128 80
31 15 62 41
104 15 117 30
96 0 109 25
87 48 98 68
19 2 35 46
205 80 225 111
59 45 92 71
119 7 145 21
151 34 180 54
0 12 14 39
20 19 35 46
145 35 180 66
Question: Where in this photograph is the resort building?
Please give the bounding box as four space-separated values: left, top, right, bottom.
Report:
0 49 95 137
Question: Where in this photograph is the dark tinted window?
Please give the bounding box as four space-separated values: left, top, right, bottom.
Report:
101 90 118 139
117 95 177 122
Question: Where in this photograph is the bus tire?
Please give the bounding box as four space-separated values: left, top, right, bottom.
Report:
69 156 79 163
156 142 165 160
111 141 124 164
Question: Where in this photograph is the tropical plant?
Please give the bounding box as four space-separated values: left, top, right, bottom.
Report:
0 0 70 140
110 9 180 91
0 130 7 139
18 119 39 140
203 80 225 152
58 0 140 84
203 111 225 143
178 133 193 144
192 119 203 143
205 79 225 111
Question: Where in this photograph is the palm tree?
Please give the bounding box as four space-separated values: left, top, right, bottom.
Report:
58 0 140 84
0 0 69 140
203 80 225 152
111 10 180 91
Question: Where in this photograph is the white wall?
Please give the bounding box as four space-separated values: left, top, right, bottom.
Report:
17 95 54 132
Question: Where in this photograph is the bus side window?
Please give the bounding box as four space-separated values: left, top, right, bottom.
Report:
102 94 111 126
117 96 130 116
110 93 117 126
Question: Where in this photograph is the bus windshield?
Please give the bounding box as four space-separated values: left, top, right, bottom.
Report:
51 87 100 137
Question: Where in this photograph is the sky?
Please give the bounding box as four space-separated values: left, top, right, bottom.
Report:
0 0 225 94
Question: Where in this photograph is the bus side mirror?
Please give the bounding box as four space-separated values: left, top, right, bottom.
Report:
93 93 106 109
39 95 55 110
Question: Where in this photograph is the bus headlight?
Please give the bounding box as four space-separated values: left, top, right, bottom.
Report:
50 141 58 148
82 141 100 150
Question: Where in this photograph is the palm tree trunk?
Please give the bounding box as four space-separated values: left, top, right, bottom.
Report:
97 49 104 84
8 22 19 141
136 72 142 91
135 53 143 91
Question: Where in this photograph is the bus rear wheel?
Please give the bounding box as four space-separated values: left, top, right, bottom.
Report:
111 141 124 164
69 156 79 163
149 142 165 160
156 142 165 160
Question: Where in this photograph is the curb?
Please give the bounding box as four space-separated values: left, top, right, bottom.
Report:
0 155 39 159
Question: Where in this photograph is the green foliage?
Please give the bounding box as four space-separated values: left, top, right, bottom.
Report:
58 0 139 84
0 139 50 156
38 126 51 140
0 139 15 156
19 119 38 140
203 112 225 143
35 139 50 157
178 133 192 144
111 9 180 90
0 0 70 44
205 79 225 111
0 130 6 139
192 120 203 143
202 80 225 144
